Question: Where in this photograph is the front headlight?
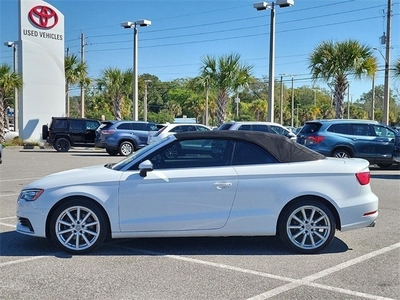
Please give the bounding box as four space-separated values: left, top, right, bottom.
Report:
19 189 44 201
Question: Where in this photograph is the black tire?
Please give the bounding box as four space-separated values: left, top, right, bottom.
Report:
332 149 351 158
42 125 49 140
106 148 119 156
49 198 108 254
53 137 71 152
278 199 336 254
377 163 392 169
118 141 135 156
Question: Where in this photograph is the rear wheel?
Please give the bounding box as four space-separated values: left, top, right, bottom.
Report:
53 138 71 152
49 199 108 254
119 141 134 156
332 149 351 158
278 199 336 254
106 148 118 156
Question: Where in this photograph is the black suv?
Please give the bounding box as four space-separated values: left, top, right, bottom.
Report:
297 119 399 168
42 117 101 152
95 120 158 156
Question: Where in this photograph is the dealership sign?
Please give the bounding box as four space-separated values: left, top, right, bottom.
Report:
18 0 65 141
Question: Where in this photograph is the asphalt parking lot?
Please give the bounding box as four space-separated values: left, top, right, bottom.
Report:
0 147 399 300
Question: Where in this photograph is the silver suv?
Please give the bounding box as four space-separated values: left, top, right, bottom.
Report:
218 121 296 140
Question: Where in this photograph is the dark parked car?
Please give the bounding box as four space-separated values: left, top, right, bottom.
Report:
42 117 101 152
95 120 158 156
297 119 398 168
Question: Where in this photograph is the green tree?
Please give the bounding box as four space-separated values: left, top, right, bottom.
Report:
65 54 89 116
394 57 400 79
199 53 254 126
0 64 22 143
97 68 133 120
309 39 378 119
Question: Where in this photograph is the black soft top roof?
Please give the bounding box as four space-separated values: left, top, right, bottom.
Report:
174 130 325 163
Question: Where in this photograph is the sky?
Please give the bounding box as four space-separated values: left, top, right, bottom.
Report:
0 0 399 102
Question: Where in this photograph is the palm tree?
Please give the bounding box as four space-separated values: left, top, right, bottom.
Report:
394 57 400 80
97 68 133 120
65 54 88 117
309 40 378 119
199 53 253 126
0 64 22 143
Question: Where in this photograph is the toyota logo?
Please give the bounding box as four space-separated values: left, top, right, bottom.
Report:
29 6 58 29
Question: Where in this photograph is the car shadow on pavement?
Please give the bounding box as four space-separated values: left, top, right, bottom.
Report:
0 231 349 257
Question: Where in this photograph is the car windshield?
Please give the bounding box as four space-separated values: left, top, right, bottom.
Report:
110 136 173 170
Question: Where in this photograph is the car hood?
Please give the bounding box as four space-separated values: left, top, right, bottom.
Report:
23 165 123 190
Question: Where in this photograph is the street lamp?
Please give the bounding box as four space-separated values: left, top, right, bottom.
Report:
4 41 18 132
253 0 294 123
143 80 151 121
121 19 151 121
279 73 286 125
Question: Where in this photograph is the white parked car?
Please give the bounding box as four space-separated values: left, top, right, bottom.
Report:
147 123 210 144
4 128 19 142
16 131 378 254
218 121 296 140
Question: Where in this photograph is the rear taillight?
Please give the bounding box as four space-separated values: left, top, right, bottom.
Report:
356 172 370 185
306 136 325 144
101 130 116 135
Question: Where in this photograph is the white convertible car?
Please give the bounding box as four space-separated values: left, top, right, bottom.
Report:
16 131 378 254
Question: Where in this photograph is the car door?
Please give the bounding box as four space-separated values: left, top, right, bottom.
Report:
69 119 85 143
370 124 396 158
83 120 99 143
118 139 238 231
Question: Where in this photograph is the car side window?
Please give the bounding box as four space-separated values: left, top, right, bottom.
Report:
327 123 350 134
132 123 147 131
251 125 268 132
145 139 234 169
237 125 252 130
373 125 395 137
70 120 84 130
52 119 67 129
86 121 99 130
351 124 371 136
270 125 286 135
232 141 278 165
117 123 133 130
196 125 209 131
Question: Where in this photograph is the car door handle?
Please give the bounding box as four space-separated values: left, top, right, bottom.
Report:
213 182 232 189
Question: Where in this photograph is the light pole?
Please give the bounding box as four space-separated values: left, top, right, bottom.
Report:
121 19 151 121
279 73 286 125
290 75 295 127
143 80 151 121
296 103 300 127
253 0 294 123
4 41 18 132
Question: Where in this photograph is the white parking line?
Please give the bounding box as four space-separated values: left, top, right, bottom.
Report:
0 222 16 228
0 193 19 197
113 242 399 300
0 177 39 183
247 242 400 300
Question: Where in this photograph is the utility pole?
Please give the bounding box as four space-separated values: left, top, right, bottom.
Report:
80 32 86 118
382 0 392 125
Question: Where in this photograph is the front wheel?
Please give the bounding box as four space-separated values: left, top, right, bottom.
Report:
53 138 71 152
49 199 108 254
278 200 336 254
119 141 134 156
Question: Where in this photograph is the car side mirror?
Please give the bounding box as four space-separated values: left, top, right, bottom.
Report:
139 160 153 177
